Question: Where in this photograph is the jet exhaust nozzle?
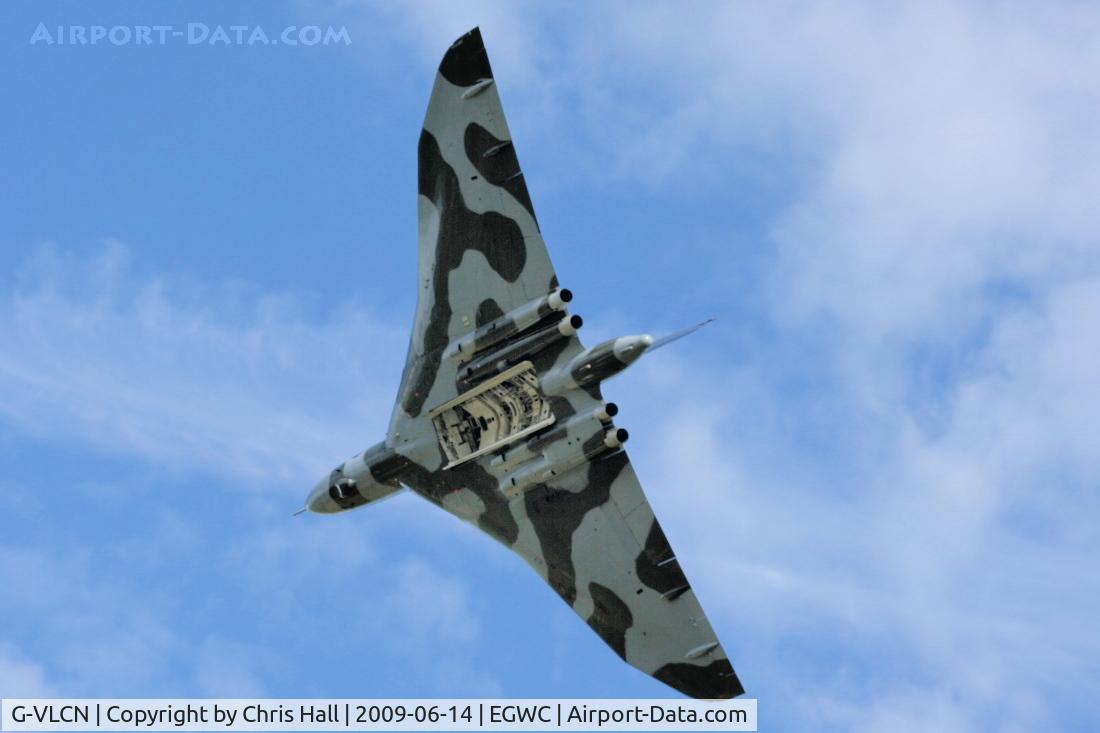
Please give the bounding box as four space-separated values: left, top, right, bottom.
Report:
604 428 629 449
596 402 619 421
558 314 583 336
548 288 573 310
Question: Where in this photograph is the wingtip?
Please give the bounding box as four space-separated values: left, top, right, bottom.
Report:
448 26 482 49
653 658 744 700
440 27 492 86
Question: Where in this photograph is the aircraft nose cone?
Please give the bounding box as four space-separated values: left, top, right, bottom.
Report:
305 477 337 514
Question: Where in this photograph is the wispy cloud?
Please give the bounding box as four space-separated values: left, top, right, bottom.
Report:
612 276 1100 725
0 241 499 697
0 241 406 492
0 478 497 697
612 324 1099 728
0 645 58 697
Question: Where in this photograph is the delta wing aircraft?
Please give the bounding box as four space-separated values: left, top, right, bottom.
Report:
304 28 743 700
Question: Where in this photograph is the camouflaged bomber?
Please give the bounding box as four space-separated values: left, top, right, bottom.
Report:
304 27 743 700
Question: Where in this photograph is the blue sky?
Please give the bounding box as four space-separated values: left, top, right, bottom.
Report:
2 1 1099 730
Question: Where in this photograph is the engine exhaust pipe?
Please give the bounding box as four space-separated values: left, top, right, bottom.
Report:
548 288 573 311
603 428 629 449
558 313 583 336
596 402 619 421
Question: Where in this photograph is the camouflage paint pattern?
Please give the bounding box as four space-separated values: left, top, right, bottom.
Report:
306 28 743 700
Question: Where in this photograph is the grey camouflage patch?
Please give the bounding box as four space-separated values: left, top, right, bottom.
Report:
464 122 538 223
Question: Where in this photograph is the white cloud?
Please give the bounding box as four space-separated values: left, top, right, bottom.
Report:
619 247 1100 727
194 637 269 697
0 241 504 698
380 558 480 647
0 241 406 493
551 3 1100 720
0 645 58 697
0 536 186 695
0 491 498 697
614 336 1098 728
376 558 503 696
